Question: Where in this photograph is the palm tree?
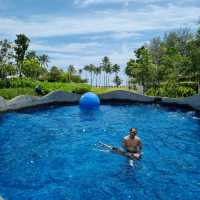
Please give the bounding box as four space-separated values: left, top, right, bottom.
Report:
78 69 83 76
84 64 95 86
106 64 112 87
101 56 112 87
112 64 121 87
113 75 122 87
39 54 49 68
89 64 95 86
26 51 37 60
96 66 102 87
84 65 89 83
93 66 102 87
67 65 76 82
112 64 120 76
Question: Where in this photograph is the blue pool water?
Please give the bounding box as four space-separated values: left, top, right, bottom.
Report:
0 104 200 200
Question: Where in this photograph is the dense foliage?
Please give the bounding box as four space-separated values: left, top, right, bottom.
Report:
125 27 200 97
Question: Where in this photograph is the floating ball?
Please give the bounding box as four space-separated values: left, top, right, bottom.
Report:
80 92 100 109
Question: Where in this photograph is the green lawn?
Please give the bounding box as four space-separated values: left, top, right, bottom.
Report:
0 80 134 100
91 87 134 94
0 88 36 100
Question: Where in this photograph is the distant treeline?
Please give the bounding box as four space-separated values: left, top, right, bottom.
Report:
0 34 87 84
0 34 122 87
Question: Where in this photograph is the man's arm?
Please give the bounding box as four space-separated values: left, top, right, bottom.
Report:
122 137 128 149
138 139 143 152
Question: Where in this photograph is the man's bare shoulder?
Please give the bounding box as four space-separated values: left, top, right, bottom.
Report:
135 136 140 140
135 136 142 143
123 135 129 140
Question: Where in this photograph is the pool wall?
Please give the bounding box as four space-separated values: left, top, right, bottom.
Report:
0 90 200 113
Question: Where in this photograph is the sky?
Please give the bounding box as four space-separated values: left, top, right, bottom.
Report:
0 0 200 73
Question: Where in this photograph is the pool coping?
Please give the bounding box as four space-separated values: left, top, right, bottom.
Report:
0 90 200 113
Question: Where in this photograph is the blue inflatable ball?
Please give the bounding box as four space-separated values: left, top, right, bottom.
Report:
80 92 100 109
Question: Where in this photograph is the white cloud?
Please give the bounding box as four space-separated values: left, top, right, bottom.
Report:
30 41 100 54
0 4 199 39
47 41 142 68
74 0 196 7
0 3 199 73
74 0 162 7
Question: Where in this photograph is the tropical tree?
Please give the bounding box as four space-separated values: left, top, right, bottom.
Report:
26 51 37 60
101 56 112 87
14 34 30 77
49 66 63 82
125 46 155 92
83 65 90 83
67 65 76 82
186 32 200 92
78 69 83 76
112 64 120 87
0 39 15 79
113 75 122 87
84 64 95 86
89 64 96 86
22 58 45 80
39 54 49 68
93 66 102 87
112 64 120 76
0 63 16 79
0 39 13 63
96 66 102 87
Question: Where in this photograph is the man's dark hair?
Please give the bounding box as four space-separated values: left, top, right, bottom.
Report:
129 128 137 133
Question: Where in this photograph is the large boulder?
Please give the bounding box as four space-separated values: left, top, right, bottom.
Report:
99 90 155 103
161 94 200 111
7 95 40 110
0 96 7 112
179 94 200 110
6 91 81 111
39 91 81 104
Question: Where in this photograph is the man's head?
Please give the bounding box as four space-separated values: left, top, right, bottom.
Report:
129 128 137 138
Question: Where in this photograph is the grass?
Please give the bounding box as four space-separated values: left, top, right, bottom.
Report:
0 78 135 99
91 87 134 94
0 86 133 100
0 88 36 100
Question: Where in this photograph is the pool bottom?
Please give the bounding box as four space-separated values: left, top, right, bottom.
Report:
0 104 199 200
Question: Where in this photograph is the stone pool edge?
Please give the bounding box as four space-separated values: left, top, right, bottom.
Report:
0 90 200 113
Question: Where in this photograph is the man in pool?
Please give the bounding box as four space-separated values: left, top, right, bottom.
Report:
123 128 142 159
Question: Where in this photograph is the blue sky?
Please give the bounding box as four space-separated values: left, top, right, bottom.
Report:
0 0 200 72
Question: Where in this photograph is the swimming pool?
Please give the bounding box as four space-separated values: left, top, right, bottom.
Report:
0 104 200 200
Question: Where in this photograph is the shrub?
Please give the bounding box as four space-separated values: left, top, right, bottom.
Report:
176 86 196 97
0 79 11 88
179 81 198 92
71 75 87 83
71 84 91 94
0 78 38 89
39 82 91 94
146 86 196 98
145 88 160 96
